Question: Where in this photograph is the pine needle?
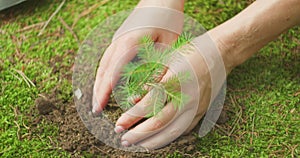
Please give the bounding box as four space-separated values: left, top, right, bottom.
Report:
16 21 46 33
12 69 36 87
58 16 79 44
8 71 22 82
71 0 110 28
38 0 66 36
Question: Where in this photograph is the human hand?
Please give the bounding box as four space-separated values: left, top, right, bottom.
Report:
92 1 185 114
114 34 228 149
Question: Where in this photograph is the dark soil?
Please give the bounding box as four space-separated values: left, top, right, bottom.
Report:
30 92 229 157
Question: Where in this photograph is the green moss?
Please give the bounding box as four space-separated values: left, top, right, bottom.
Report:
0 0 299 157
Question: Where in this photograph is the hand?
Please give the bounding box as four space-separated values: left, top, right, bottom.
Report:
92 2 184 115
114 34 228 149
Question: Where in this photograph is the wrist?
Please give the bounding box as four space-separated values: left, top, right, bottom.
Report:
207 0 300 74
207 30 237 75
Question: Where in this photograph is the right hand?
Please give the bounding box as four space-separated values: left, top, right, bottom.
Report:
113 34 229 149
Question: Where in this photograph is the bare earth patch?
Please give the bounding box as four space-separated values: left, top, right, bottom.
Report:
30 93 226 157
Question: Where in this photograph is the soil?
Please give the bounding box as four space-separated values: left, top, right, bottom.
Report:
30 91 229 157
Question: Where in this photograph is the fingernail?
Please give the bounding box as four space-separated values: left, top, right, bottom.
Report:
92 101 102 117
92 101 98 113
121 140 130 147
114 126 125 133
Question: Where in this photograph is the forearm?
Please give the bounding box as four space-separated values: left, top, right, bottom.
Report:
137 0 185 11
208 0 300 72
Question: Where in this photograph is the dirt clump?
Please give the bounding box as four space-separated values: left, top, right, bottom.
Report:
35 96 57 115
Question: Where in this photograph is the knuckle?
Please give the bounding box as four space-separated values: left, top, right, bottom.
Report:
152 118 164 129
170 128 181 137
163 106 174 116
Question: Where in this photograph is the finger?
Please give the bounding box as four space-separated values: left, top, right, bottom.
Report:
115 66 180 134
127 94 142 105
92 44 117 113
184 84 211 134
115 84 167 132
183 111 205 135
115 92 153 133
115 68 170 132
92 38 139 114
156 29 180 45
152 65 168 82
120 102 178 147
92 29 163 114
137 108 196 150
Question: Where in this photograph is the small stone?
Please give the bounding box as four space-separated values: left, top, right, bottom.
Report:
74 88 83 100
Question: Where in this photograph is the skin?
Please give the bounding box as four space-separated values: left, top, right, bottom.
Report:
93 0 300 149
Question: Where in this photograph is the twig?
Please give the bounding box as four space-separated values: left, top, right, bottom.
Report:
58 16 80 44
13 69 30 87
47 136 55 146
10 35 21 56
9 104 20 120
175 150 203 157
267 136 275 150
294 90 300 96
9 71 22 82
21 133 30 139
22 121 30 130
291 144 298 158
38 0 66 36
250 109 256 145
228 95 243 136
71 0 110 28
13 121 21 140
16 21 46 33
174 150 192 157
92 145 108 154
38 94 48 100
214 123 230 136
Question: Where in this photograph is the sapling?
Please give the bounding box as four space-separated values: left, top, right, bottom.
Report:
114 33 193 118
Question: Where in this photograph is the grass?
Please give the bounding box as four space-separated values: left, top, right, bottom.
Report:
0 0 299 157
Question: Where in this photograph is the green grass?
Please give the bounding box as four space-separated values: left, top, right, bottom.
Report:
0 0 299 157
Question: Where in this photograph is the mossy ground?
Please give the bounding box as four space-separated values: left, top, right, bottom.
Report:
0 0 299 157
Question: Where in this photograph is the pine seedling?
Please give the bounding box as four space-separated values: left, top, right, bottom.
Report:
115 33 193 118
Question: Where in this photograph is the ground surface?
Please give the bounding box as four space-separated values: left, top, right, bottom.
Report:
0 0 299 157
